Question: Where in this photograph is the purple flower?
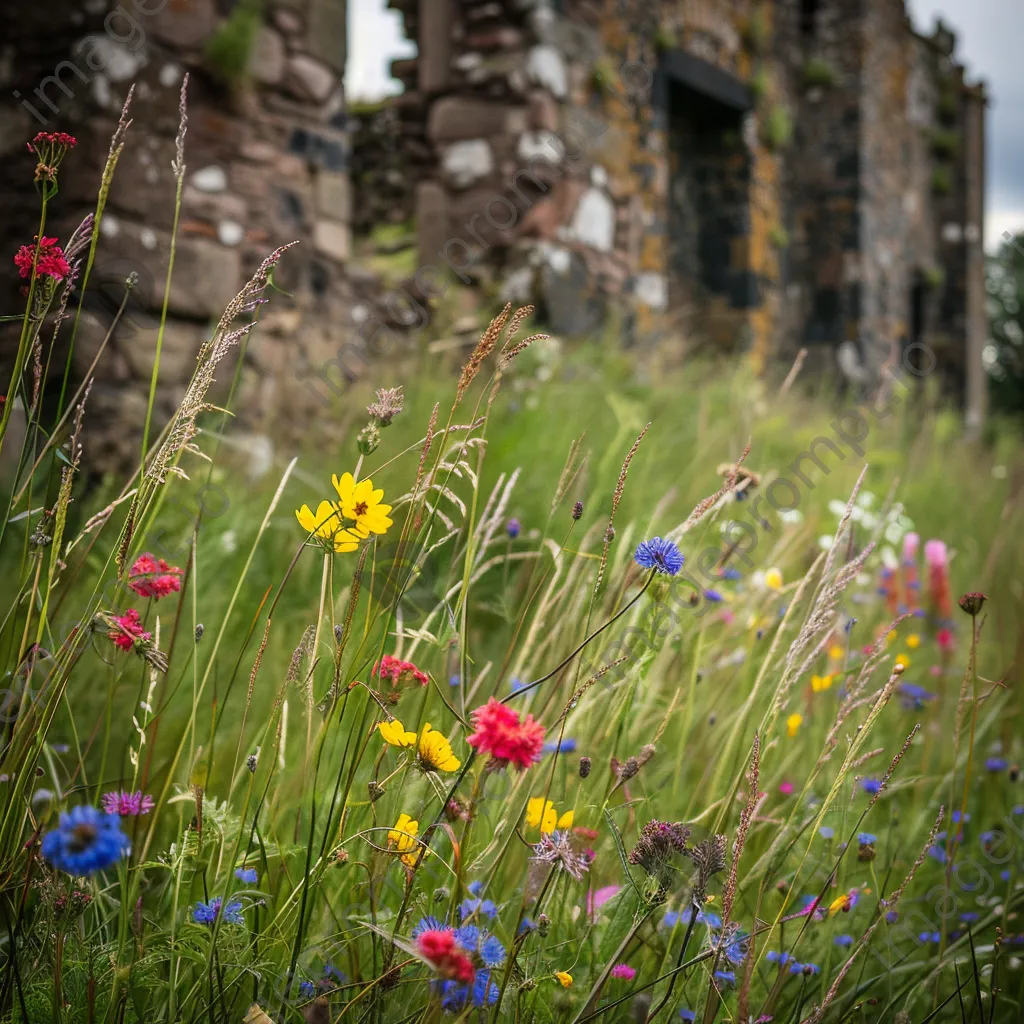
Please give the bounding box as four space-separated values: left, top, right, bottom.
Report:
506 518 521 539
234 867 258 884
101 790 154 816
192 897 243 926
985 757 1008 772
861 779 882 795
834 934 854 947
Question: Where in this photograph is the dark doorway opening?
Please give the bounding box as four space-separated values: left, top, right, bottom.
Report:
665 71 755 316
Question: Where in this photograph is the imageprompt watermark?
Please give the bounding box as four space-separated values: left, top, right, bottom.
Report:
13 1 171 126
295 60 655 408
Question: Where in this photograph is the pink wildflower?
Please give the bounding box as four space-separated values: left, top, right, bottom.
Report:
14 236 70 282
373 654 428 687
108 609 150 652
611 963 637 980
101 790 155 816
778 780 794 796
128 553 183 599
466 697 545 771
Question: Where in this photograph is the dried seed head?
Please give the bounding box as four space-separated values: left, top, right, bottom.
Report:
572 501 584 521
334 624 344 643
579 756 592 779
246 750 259 773
958 591 987 617
194 623 204 642
537 913 550 937
619 756 640 780
367 386 404 426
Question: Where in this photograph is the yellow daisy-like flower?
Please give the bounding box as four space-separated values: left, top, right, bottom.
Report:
554 971 573 988
333 472 393 538
526 797 575 834
387 812 420 867
295 500 363 553
418 723 461 772
786 712 803 738
828 644 844 660
378 717 417 748
828 894 851 916
894 652 911 670
764 567 783 591
811 674 833 693
906 634 920 649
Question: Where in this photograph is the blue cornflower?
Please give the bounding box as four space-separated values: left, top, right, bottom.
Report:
299 981 316 998
951 811 971 824
713 970 736 987
800 962 821 975
927 844 947 864
886 911 899 923
767 951 795 965
322 963 346 984
449 674 460 687
981 830 999 847
455 925 506 969
634 537 684 576
857 832 877 846
438 970 500 1012
986 757 1008 772
918 931 941 944
468 880 484 896
818 826 835 840
704 589 723 603
509 677 527 693
788 961 804 974
960 912 980 923
724 935 749 965
861 779 882 795
1013 806 1024 816
834 934 854 947
412 915 447 939
518 916 537 936
234 867 258 884
40 805 131 876
679 1011 697 1022
459 898 498 921
1001 870 1011 882
543 738 577 754
898 682 935 709
192 897 243 925
506 518 521 539
677 908 721 929
721 567 742 581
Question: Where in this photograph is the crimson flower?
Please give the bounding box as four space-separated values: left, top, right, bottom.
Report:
128 553 183 599
14 236 70 282
108 609 151 652
373 654 428 687
466 697 545 771
416 929 475 983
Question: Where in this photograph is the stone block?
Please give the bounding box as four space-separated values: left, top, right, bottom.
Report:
152 0 216 48
416 181 451 270
250 26 288 86
314 219 351 262
442 139 495 189
285 54 338 103
527 89 560 132
428 97 523 143
419 0 454 93
306 0 348 73
122 321 206 384
315 171 352 221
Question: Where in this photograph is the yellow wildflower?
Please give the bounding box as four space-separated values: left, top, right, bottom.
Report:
786 713 803 738
894 652 911 670
828 645 844 660
526 797 574 834
333 472 393 538
554 971 573 988
828 894 851 916
764 567 783 591
418 723 461 772
906 634 920 649
295 500 363 553
811 674 833 693
387 812 420 867
378 718 417 748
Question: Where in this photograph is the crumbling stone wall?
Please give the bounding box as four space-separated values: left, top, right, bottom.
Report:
392 0 986 416
1 0 369 471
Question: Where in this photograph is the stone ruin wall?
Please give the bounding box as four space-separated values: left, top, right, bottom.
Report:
0 0 381 473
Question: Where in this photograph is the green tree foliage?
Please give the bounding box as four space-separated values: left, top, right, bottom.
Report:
985 230 1024 414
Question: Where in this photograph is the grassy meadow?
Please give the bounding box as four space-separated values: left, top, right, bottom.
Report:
2 99 1024 1024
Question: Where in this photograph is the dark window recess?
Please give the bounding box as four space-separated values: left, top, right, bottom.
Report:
800 0 819 36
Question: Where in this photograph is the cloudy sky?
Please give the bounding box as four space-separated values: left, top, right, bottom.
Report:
347 0 1022 248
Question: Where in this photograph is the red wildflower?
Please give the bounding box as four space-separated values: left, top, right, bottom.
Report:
936 627 954 653
14 236 70 282
416 929 475 983
128 553 183 599
108 609 151 652
28 131 77 151
466 697 545 771
373 654 428 687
